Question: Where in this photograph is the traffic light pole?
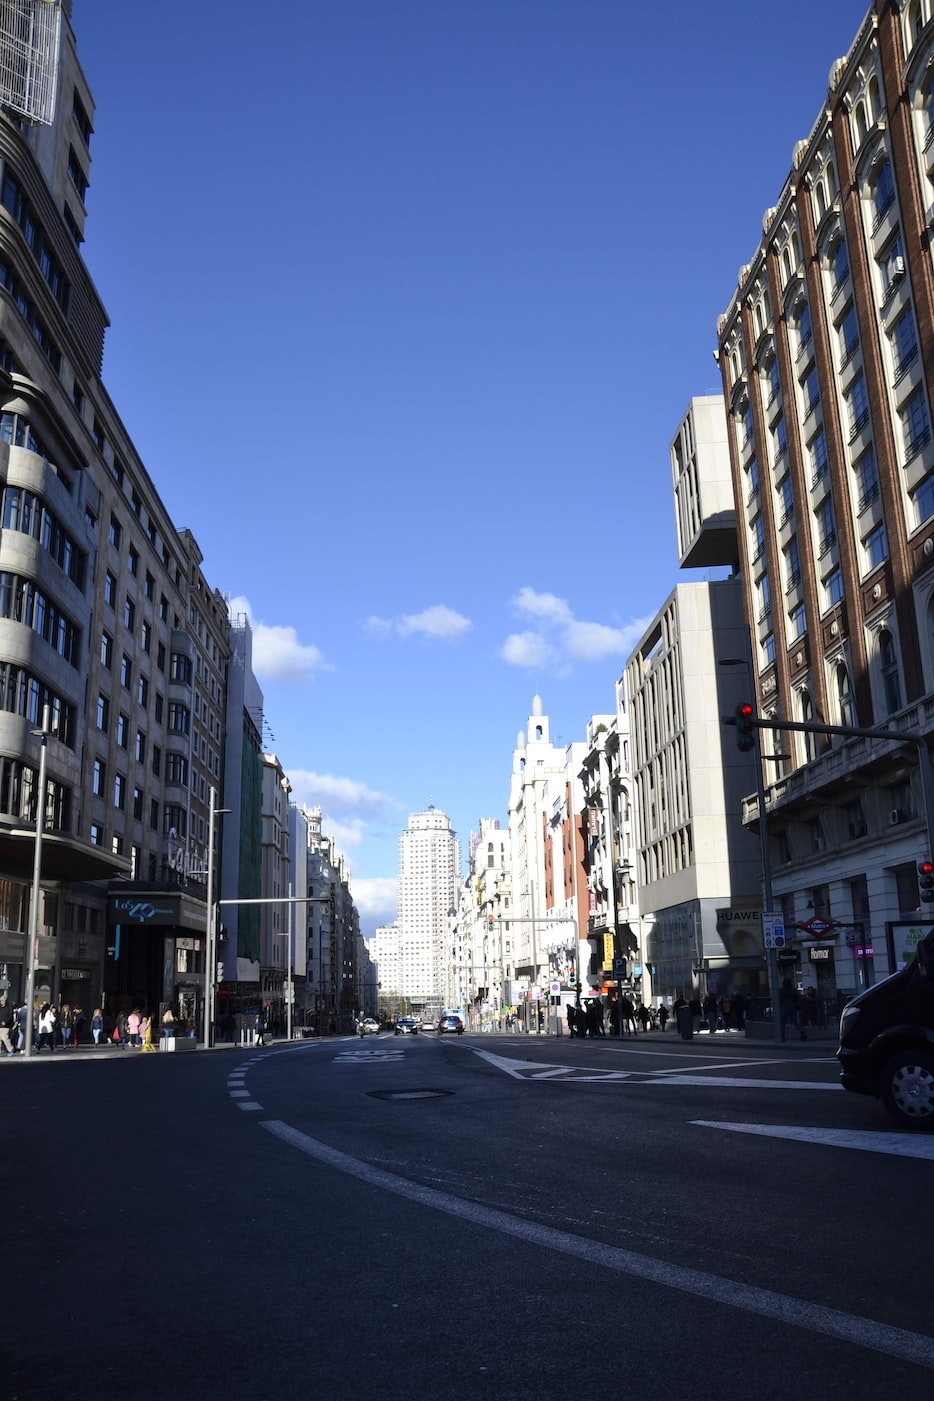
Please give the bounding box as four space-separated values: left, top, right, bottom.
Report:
728 711 934 863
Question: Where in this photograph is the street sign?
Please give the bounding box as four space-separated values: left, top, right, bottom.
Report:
800 915 835 939
549 980 560 995
762 911 785 949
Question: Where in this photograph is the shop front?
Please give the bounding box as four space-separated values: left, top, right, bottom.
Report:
105 888 207 1036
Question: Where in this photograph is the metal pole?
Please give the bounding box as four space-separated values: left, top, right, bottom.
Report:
23 710 49 1060
286 885 293 1043
203 786 217 1048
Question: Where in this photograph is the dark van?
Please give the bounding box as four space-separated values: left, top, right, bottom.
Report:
836 927 934 1129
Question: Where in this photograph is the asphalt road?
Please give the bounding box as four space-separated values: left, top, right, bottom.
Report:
5 1030 933 1400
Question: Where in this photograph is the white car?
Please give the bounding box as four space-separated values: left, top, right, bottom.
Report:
357 1018 380 1036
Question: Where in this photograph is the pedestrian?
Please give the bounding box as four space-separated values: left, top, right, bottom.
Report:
15 1001 28 1051
254 1010 266 1046
703 990 718 1033
732 991 747 1030
162 1007 176 1039
0 994 14 1055
60 1003 73 1048
720 993 733 1030
90 1008 104 1045
37 1002 56 1052
637 1002 651 1032
126 1006 141 1048
689 996 703 1034
72 1007 85 1046
658 1003 669 1032
779 979 806 1040
566 1003 578 1038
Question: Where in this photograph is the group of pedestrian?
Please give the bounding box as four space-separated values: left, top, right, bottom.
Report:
566 999 606 1037
0 996 109 1054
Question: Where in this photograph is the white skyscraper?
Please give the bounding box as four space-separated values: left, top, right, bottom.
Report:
398 806 461 1008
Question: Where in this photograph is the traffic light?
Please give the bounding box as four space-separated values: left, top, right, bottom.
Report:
736 701 756 752
487 914 494 930
919 860 934 903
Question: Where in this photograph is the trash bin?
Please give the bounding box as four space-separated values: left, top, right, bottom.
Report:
676 1004 693 1041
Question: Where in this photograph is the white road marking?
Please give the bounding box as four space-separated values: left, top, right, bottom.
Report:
693 1120 934 1159
228 1089 252 1098
469 1047 838 1091
658 1076 842 1091
236 1101 263 1111
261 1119 934 1370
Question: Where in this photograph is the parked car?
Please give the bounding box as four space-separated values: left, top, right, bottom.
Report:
437 1014 464 1035
394 1016 419 1035
357 1018 380 1037
837 926 934 1128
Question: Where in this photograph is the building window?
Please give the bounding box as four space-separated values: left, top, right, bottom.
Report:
839 304 859 365
90 822 102 846
865 522 889 569
168 703 190 735
803 366 820 415
872 158 896 226
836 663 856 728
892 309 919 380
141 620 151 654
152 745 161 778
144 570 155 601
170 653 193 684
100 631 112 668
120 654 131 688
825 567 844 606
104 570 116 607
123 598 135 631
96 694 109 733
138 675 149 709
790 602 806 638
880 629 902 715
855 443 879 510
133 786 143 821
832 239 850 293
92 757 105 795
913 473 934 524
846 373 870 440
135 729 146 763
901 386 931 462
128 545 139 577
114 773 125 810
166 753 188 785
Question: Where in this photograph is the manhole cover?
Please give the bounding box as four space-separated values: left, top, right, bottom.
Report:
366 1088 453 1101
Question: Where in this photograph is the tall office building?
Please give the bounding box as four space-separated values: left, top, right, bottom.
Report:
397 805 460 1008
715 2 934 989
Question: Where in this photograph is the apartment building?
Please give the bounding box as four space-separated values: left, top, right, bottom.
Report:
397 805 460 1009
0 3 246 1028
716 0 934 993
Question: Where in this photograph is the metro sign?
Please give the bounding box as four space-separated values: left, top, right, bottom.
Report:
800 916 835 939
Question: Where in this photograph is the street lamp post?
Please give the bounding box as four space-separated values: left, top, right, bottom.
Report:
23 708 50 1060
203 787 230 1048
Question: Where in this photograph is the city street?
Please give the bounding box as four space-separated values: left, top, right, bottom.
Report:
6 1030 933 1400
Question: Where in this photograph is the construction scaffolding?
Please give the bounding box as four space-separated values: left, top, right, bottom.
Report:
0 0 61 126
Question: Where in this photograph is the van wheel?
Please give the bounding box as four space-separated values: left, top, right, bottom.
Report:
880 1050 934 1129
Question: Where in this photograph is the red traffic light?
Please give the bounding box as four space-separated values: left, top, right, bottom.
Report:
735 701 756 751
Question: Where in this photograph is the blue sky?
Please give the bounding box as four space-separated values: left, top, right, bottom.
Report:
73 0 868 936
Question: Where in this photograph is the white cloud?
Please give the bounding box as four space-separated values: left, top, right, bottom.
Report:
287 769 397 820
366 603 472 641
501 630 554 669
352 876 398 931
228 596 328 682
501 588 652 671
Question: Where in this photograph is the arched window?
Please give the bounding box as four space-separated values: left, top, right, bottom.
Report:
837 664 856 728
815 180 827 219
908 0 924 47
879 629 902 715
782 249 792 286
868 76 881 124
826 160 837 196
855 101 869 146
